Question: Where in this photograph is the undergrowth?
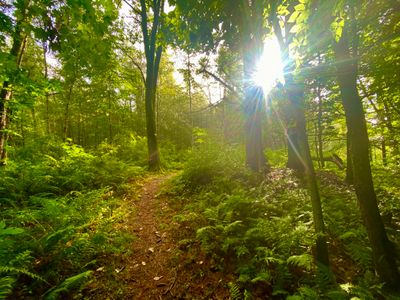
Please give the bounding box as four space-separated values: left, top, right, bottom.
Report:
167 141 400 299
0 137 143 299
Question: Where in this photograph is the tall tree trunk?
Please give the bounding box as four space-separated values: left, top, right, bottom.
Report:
335 30 400 289
316 85 324 168
287 79 330 267
240 0 267 172
270 11 329 268
42 42 51 134
284 78 304 172
345 131 354 184
139 0 163 171
144 45 161 170
186 52 194 147
242 51 267 172
381 138 387 166
63 84 74 141
0 3 29 165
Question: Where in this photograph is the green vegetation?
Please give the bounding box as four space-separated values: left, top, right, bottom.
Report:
168 140 399 298
1 0 400 298
0 137 143 298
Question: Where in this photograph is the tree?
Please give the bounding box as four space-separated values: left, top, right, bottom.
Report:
0 0 30 164
134 0 165 170
334 25 400 290
268 0 330 267
311 0 400 288
169 0 269 172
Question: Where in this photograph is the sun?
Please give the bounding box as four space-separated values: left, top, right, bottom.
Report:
253 37 285 94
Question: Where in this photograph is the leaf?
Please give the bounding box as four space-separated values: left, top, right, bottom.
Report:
288 11 300 23
290 24 301 34
0 266 47 284
153 276 163 281
339 231 357 240
0 276 16 300
0 224 24 236
294 4 305 11
287 254 313 271
44 271 92 300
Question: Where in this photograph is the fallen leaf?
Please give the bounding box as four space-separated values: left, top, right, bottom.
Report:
153 276 163 281
141 261 146 266
148 247 154 253
96 267 105 272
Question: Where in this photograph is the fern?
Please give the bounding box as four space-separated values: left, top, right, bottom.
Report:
0 266 48 284
43 270 92 300
228 282 242 300
287 254 313 271
0 222 24 236
0 276 16 300
315 263 335 290
251 270 271 283
345 242 373 268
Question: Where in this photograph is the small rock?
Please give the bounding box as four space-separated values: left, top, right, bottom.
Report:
141 261 146 266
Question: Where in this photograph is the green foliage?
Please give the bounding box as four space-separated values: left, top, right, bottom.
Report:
179 140 250 192
169 143 397 298
43 271 92 300
0 277 16 300
0 138 140 298
228 281 242 300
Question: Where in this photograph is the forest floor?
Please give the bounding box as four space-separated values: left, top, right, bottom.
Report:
86 173 232 299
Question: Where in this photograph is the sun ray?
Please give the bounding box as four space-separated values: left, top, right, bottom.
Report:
253 37 285 95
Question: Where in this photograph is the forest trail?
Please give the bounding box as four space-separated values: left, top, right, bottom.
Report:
124 173 177 299
97 173 231 299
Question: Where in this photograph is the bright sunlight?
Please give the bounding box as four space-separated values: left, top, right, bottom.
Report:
253 37 285 94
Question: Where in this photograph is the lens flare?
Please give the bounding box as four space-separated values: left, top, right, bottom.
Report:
253 37 284 94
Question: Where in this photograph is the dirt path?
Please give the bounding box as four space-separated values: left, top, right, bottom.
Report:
87 173 231 299
124 174 231 299
124 174 177 298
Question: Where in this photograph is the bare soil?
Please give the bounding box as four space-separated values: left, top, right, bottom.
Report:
86 173 232 299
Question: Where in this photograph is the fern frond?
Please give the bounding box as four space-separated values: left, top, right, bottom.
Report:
287 254 313 271
228 282 242 300
43 270 92 300
0 276 16 300
0 266 48 284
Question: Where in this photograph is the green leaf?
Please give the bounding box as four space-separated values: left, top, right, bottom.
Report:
44 271 92 300
287 254 313 271
0 223 24 236
294 4 305 11
0 276 16 300
288 11 300 23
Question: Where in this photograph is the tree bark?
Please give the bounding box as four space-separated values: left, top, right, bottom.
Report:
286 79 330 267
316 85 324 168
345 131 354 184
270 10 329 268
139 0 163 171
0 1 29 164
240 0 267 172
335 29 400 289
